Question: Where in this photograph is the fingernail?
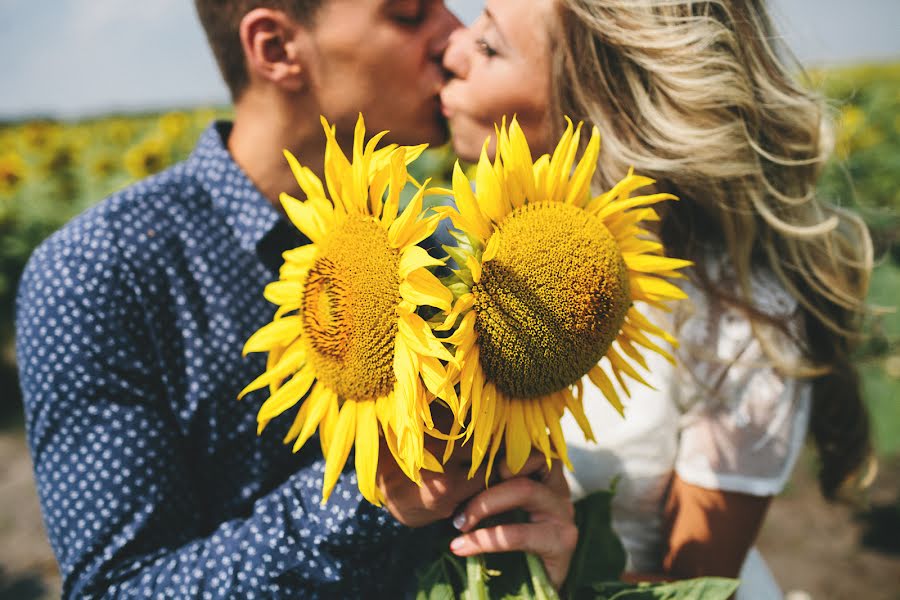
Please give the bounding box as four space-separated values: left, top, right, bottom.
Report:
452 512 467 531
450 536 467 552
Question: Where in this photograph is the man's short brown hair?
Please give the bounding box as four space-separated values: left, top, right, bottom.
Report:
194 0 325 100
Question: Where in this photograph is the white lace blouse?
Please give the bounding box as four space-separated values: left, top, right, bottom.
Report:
562 261 812 589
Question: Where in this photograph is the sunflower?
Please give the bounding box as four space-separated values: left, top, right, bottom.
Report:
124 136 169 179
0 151 26 197
241 115 459 505
438 117 691 482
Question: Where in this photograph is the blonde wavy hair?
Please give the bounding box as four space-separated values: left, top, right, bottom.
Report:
550 0 874 498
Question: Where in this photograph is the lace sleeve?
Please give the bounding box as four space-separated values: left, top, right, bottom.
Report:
671 268 812 497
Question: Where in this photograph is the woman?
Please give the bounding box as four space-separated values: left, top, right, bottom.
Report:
441 0 874 596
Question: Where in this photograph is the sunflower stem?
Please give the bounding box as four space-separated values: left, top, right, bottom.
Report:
525 552 560 600
466 554 489 600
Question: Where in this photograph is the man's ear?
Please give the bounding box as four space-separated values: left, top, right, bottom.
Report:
238 8 308 93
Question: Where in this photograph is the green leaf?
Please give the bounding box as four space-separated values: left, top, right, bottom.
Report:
565 489 627 600
415 557 457 600
591 578 739 600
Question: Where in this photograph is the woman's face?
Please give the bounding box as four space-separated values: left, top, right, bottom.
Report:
441 0 555 162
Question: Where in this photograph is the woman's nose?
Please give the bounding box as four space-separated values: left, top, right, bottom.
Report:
442 27 470 79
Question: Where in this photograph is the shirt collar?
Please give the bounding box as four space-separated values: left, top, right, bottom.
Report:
187 121 283 255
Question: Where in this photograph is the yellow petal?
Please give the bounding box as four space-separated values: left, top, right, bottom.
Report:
452 162 492 241
484 393 508 484
623 254 693 274
562 389 596 442
504 400 531 475
393 212 443 251
355 400 381 506
318 387 340 456
281 193 334 244
321 399 358 504
283 149 326 200
588 365 625 417
400 268 453 313
263 281 303 307
292 384 336 453
397 314 454 364
564 126 600 206
441 417 464 464
476 141 508 225
627 307 678 344
482 231 501 263
256 364 316 422
525 398 552 468
387 183 426 248
282 244 319 268
616 336 649 371
597 193 678 221
545 118 577 202
541 399 572 470
281 395 311 444
422 448 444 473
419 355 459 416
468 382 497 479
436 293 475 332
630 275 689 301
380 148 407 226
466 255 482 284
607 346 655 390
399 245 445 280
242 316 302 356
621 324 675 363
238 340 306 400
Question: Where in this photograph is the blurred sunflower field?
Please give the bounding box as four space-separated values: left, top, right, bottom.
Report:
1 63 899 456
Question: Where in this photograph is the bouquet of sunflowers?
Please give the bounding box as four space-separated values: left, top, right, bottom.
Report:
240 116 738 600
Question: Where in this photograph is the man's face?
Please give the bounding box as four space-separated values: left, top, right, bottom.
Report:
302 0 461 146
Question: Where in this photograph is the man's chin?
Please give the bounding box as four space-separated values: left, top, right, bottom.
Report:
385 118 450 148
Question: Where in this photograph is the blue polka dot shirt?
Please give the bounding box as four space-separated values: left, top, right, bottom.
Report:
15 122 429 599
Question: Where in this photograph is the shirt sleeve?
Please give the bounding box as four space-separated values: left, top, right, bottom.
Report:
15 226 409 599
671 272 812 497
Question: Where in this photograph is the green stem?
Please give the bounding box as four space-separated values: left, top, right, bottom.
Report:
525 552 560 600
466 554 489 600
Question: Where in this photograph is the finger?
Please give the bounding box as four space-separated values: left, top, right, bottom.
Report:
497 450 548 481
498 453 570 501
449 521 579 587
454 477 574 532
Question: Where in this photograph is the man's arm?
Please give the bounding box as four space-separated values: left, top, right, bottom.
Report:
16 233 407 599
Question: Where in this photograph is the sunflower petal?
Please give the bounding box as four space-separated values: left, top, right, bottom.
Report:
400 268 453 312
283 149 326 200
242 316 302 356
256 364 316 423
355 400 381 506
452 162 493 241
399 245 445 280
588 365 625 417
321 399 358 504
504 400 532 474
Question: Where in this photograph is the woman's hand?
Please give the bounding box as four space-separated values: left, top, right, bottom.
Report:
448 453 578 590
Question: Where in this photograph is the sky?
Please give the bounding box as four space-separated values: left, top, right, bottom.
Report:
1 0 898 120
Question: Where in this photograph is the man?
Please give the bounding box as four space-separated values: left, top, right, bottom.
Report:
18 1 458 596
16 1 575 597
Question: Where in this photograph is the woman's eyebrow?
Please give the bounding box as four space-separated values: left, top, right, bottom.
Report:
483 8 511 47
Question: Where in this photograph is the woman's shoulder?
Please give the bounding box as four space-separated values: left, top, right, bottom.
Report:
675 255 805 354
670 253 810 406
